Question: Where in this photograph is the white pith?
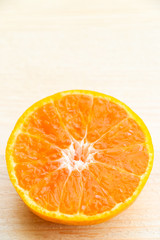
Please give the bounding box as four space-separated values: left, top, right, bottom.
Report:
60 139 95 172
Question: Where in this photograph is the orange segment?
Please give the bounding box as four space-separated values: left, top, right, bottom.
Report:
94 118 145 149
59 170 83 214
6 90 154 225
87 97 128 142
15 160 61 190
80 169 116 215
55 94 93 140
89 163 140 203
29 168 69 211
22 103 71 148
94 144 149 176
13 133 62 163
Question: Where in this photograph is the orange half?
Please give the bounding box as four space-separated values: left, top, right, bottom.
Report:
6 90 154 225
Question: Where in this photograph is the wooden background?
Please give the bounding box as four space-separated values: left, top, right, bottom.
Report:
0 0 160 239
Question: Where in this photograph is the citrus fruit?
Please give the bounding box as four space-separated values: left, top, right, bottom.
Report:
6 90 154 225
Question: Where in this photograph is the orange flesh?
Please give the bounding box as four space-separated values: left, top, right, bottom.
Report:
11 93 150 217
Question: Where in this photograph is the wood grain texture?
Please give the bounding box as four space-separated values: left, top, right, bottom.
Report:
0 0 160 239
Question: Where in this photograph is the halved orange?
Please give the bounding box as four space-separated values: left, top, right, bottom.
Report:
6 90 154 225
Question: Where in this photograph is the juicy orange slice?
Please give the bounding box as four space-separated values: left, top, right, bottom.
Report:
6 90 154 225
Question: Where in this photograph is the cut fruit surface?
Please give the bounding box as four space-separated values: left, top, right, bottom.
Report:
6 90 154 225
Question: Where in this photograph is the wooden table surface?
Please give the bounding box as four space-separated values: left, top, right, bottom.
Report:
0 0 160 239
